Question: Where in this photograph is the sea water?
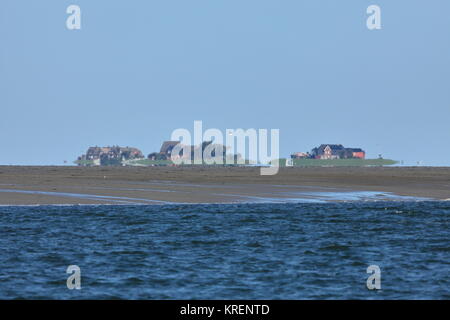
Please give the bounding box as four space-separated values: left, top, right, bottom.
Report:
0 202 448 299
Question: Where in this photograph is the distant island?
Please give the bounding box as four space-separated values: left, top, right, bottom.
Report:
284 144 397 167
75 141 243 167
75 142 397 167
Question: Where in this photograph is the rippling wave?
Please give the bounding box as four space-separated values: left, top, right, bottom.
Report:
0 202 449 299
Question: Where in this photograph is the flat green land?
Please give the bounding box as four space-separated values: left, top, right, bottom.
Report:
133 159 248 166
279 158 398 167
73 159 94 166
132 159 174 166
75 158 398 167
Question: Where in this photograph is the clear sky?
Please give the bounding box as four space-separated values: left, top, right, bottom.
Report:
1 0 449 165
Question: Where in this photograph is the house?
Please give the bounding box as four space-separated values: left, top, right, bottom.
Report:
305 144 366 160
84 146 143 161
159 141 181 158
291 152 309 159
85 147 109 160
152 140 236 163
77 146 144 166
152 141 193 161
311 144 346 160
345 148 365 159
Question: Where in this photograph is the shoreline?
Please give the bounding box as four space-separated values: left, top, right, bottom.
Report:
0 166 449 205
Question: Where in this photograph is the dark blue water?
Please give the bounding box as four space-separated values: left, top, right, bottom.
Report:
0 202 449 299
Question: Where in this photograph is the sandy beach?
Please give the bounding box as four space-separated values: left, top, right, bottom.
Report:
0 166 449 205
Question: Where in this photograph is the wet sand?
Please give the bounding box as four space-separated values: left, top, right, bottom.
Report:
0 166 449 205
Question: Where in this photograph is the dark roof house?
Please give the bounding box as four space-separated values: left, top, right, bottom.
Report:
160 141 181 156
78 146 144 166
311 144 345 159
310 144 365 159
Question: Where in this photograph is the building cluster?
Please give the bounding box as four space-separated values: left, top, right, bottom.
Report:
76 143 366 166
147 141 182 161
291 144 365 160
77 146 144 166
148 141 241 163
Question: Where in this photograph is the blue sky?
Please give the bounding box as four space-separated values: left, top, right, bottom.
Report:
1 0 450 165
